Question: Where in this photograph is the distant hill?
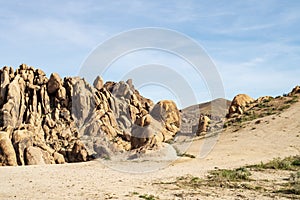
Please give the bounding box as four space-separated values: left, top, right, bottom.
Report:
180 98 231 134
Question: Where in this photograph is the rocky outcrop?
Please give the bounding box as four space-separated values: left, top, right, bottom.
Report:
150 100 181 141
196 115 210 136
180 98 231 135
0 64 181 166
228 94 254 117
256 96 271 103
289 85 300 96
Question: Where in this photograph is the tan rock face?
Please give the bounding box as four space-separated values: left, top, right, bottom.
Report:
0 131 17 166
2 76 26 128
196 115 210 136
228 94 254 116
131 126 155 149
53 152 65 164
151 100 181 141
0 67 12 106
289 85 300 96
47 73 62 94
25 146 46 165
12 130 34 165
93 76 103 90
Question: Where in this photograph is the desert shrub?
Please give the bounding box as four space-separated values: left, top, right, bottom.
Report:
292 156 300 166
257 103 267 108
285 96 299 104
277 171 300 195
208 167 251 182
263 97 273 103
175 175 203 189
278 105 291 111
291 172 300 194
266 158 292 170
250 156 300 171
223 121 234 128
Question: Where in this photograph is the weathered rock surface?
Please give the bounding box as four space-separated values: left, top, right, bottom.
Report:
196 115 210 136
289 85 300 96
256 96 273 104
47 73 62 94
0 64 181 166
25 146 47 165
0 131 17 166
93 76 103 91
228 94 254 117
151 100 181 141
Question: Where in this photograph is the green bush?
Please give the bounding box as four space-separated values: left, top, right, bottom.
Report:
250 156 300 171
292 157 300 166
277 171 300 195
278 105 291 111
209 167 251 182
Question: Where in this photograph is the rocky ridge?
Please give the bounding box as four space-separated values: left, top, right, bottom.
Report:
0 64 181 166
224 86 300 128
182 87 300 136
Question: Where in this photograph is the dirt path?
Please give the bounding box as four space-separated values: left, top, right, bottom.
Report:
0 102 299 199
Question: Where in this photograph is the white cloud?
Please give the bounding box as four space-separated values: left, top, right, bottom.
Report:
240 57 265 67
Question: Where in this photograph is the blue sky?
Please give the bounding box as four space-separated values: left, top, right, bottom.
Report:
0 0 300 107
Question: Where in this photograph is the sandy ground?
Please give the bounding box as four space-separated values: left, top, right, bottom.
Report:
0 102 299 199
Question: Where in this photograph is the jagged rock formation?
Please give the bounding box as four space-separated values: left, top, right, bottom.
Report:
0 64 181 166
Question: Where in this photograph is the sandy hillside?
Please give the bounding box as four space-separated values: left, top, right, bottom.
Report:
0 100 300 200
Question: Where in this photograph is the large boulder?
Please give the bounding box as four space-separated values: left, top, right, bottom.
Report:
130 119 164 150
228 94 254 117
150 100 181 141
12 130 34 165
93 76 103 91
0 131 17 166
131 125 155 149
68 141 88 162
25 146 46 165
53 152 65 164
47 73 62 94
2 75 26 128
0 67 12 106
196 115 210 136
